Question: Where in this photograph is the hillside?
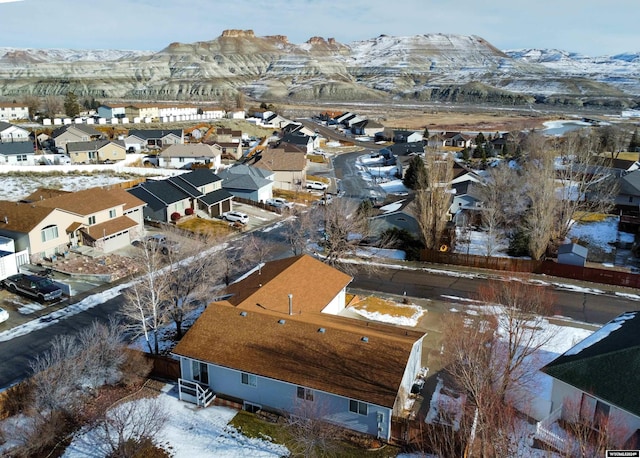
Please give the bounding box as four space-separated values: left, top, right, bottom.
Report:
0 30 638 108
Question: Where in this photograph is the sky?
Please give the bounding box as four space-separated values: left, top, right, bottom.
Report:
0 0 638 56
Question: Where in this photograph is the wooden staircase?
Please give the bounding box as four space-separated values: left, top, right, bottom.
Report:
178 378 216 408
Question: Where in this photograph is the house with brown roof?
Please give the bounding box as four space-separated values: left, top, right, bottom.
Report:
0 187 146 261
172 255 426 441
251 148 307 191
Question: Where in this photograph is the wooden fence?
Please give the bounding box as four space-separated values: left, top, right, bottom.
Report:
233 196 282 214
420 249 640 289
145 353 181 381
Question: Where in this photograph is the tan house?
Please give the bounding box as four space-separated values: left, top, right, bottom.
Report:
0 187 146 261
158 143 222 170
252 148 307 191
52 124 104 151
206 141 243 160
125 103 159 120
67 140 127 164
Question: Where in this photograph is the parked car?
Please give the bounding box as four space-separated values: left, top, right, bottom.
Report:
0 307 8 324
1 273 63 302
265 198 293 209
306 180 328 191
222 211 249 224
133 234 180 255
318 194 334 205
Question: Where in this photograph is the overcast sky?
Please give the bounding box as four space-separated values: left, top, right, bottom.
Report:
0 0 638 56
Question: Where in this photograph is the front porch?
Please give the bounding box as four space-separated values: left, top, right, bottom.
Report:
178 378 216 408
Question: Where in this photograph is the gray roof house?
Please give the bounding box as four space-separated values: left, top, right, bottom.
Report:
0 121 31 143
51 124 104 150
127 170 233 221
0 141 36 165
217 164 274 203
124 129 183 151
539 311 640 451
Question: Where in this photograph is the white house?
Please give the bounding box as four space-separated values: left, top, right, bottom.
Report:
173 255 426 442
0 141 36 165
97 104 127 119
0 121 31 143
158 143 221 170
539 311 640 451
0 103 29 121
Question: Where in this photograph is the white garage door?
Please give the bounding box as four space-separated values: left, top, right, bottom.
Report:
103 232 130 252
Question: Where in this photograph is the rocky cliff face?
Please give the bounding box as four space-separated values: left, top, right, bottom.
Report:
0 30 637 108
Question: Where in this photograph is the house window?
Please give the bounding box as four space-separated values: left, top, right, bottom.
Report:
109 209 116 218
41 225 59 243
179 157 185 163
88 216 96 225
297 387 314 401
349 400 368 416
241 373 257 387
16 155 27 162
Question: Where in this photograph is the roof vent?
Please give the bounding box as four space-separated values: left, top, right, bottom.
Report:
361 336 369 343
278 319 286 325
318 327 326 333
240 311 247 317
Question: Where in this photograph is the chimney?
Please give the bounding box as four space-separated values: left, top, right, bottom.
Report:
288 293 293 315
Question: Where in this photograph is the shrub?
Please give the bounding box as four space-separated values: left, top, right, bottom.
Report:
185 207 194 216
170 212 181 221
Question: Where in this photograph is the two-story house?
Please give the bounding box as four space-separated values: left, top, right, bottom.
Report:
124 129 183 152
52 124 104 151
251 148 307 191
0 121 31 143
0 103 29 121
0 187 145 261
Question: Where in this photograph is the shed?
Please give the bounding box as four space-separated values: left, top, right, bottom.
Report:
557 243 588 267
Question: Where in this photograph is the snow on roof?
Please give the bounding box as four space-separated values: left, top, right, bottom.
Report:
564 311 636 356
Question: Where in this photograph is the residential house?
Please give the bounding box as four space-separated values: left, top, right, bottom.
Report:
351 119 384 137
375 129 422 144
0 141 36 165
0 187 146 261
127 169 233 221
215 128 242 143
158 144 222 170
0 121 31 143
442 132 472 149
390 142 425 157
334 112 358 126
217 164 274 202
173 255 426 442
279 131 316 154
450 181 484 222
0 102 29 121
67 139 127 164
200 107 226 119
124 103 159 120
207 142 243 160
251 148 307 191
97 104 127 119
51 124 104 151
539 311 640 450
256 111 289 129
281 122 316 138
124 129 183 152
157 104 198 118
227 110 246 120
370 197 421 235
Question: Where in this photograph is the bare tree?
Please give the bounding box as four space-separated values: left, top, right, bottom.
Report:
94 397 168 458
282 207 314 256
413 151 454 250
441 278 555 456
598 124 630 160
285 398 342 458
561 394 631 457
42 95 62 118
120 240 171 354
554 131 618 242
76 318 127 389
311 198 371 274
21 95 41 120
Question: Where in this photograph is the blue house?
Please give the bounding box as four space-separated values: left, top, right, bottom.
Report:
172 255 426 442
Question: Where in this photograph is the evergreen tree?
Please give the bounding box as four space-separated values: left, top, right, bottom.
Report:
629 128 640 152
403 155 427 190
423 127 430 140
63 92 80 118
475 132 486 146
461 147 470 162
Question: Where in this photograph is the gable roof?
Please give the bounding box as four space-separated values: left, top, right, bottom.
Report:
542 311 640 417
126 129 182 140
128 179 193 206
32 187 136 216
51 124 101 138
557 242 588 258
217 164 273 191
0 142 34 156
0 201 58 233
175 169 222 188
66 139 125 153
173 254 424 409
80 215 138 241
619 170 640 196
160 144 221 158
253 148 306 172
21 188 71 202
224 255 352 314
127 186 166 212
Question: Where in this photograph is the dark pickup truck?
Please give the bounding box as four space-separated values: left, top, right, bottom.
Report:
2 273 63 302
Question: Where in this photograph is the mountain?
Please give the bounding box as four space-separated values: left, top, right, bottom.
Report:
0 30 638 109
